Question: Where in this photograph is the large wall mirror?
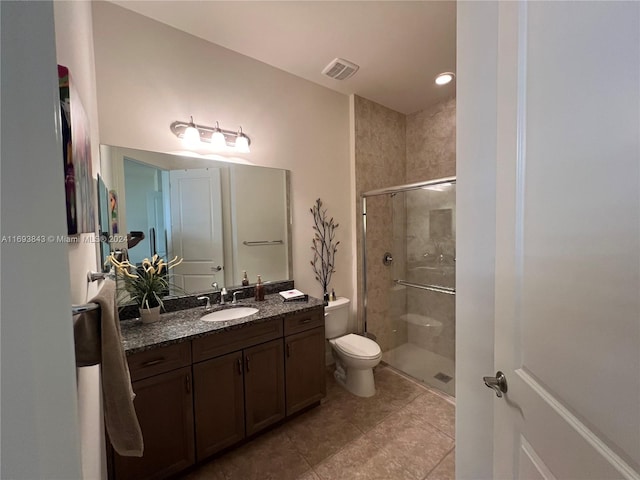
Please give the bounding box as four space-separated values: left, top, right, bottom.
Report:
99 145 292 297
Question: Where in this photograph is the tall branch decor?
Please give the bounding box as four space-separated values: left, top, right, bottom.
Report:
310 198 339 300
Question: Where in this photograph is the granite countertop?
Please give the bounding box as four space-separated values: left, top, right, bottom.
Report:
120 293 325 355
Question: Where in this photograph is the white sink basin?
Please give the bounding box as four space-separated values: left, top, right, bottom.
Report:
201 307 259 322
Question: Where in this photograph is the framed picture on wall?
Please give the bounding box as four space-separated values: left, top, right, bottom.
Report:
58 65 95 235
109 189 119 234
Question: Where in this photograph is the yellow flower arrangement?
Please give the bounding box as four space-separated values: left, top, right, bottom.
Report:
106 253 183 311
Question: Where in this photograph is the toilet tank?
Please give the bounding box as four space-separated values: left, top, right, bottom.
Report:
324 297 350 339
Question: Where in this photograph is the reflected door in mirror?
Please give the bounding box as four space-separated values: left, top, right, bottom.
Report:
170 168 224 294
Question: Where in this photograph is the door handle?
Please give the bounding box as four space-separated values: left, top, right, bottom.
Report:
483 371 507 398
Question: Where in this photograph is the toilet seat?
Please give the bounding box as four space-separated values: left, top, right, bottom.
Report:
332 334 381 359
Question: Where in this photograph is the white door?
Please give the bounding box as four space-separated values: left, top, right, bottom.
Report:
487 2 640 478
170 168 224 294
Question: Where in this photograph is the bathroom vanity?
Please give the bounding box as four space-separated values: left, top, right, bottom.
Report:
110 295 325 480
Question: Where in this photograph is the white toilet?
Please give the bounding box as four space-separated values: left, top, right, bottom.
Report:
325 297 382 397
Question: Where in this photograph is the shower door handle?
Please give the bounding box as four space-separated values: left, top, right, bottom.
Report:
483 371 507 398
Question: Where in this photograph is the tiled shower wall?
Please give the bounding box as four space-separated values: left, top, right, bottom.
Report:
354 95 456 359
354 96 407 352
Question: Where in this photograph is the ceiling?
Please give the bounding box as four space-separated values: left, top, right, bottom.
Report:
110 1 456 115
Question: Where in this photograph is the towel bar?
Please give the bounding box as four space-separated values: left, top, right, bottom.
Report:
72 302 100 315
87 271 108 283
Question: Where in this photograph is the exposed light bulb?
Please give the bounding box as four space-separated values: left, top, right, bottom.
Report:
235 127 250 153
435 72 455 86
211 122 227 150
182 117 201 149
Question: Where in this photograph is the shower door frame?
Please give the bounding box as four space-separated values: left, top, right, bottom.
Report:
360 175 456 335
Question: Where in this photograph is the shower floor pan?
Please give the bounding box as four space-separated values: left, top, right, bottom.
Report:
382 342 455 397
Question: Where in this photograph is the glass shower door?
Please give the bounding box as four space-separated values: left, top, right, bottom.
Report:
364 180 456 396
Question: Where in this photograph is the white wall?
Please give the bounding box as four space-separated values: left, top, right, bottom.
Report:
53 2 106 479
1 1 83 478
54 0 103 305
92 2 353 300
456 1 498 478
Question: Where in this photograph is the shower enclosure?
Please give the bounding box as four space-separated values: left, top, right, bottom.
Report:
361 177 456 396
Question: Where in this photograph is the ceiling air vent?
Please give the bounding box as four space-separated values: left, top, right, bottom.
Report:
322 58 360 81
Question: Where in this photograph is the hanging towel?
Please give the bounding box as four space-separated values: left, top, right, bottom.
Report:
90 279 144 457
73 307 101 367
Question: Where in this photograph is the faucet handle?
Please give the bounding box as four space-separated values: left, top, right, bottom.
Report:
197 295 211 310
232 290 241 304
211 282 219 291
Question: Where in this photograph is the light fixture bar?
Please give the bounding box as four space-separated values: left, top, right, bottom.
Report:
170 120 251 149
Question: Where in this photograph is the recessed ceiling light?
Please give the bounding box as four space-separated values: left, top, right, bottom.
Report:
435 72 455 86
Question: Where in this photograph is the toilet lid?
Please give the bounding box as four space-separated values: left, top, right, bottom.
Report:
333 334 381 359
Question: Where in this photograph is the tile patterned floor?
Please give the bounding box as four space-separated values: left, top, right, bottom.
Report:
383 343 456 397
182 365 455 480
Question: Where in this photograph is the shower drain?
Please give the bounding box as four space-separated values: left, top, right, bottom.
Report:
434 372 453 383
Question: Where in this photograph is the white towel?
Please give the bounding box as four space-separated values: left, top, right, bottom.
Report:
91 279 143 457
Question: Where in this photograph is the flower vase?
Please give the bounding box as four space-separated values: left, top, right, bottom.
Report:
323 292 330 306
139 305 161 324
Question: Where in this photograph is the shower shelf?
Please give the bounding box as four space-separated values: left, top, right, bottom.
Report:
394 279 456 295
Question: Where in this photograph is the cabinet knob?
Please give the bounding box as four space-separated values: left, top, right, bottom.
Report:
237 358 242 375
185 374 191 394
245 356 250 372
286 343 291 358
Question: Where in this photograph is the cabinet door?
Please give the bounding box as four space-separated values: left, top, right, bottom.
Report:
285 327 326 416
113 366 195 480
244 339 285 436
193 351 245 460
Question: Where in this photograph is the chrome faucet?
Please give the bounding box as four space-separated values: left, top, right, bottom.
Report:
232 291 242 304
197 295 212 311
219 288 228 305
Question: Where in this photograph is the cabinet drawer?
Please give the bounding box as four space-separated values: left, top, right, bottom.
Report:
283 308 324 336
192 318 283 363
127 342 191 382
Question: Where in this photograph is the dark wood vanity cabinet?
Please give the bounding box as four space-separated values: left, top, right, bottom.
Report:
243 339 286 435
283 309 326 416
113 366 195 480
193 350 245 460
193 338 285 459
113 306 324 480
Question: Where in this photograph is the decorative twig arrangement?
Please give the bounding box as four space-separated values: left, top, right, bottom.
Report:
310 198 339 295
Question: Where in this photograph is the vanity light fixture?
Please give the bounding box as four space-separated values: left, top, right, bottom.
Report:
435 72 455 86
170 118 252 152
235 126 250 154
210 121 227 150
182 116 202 149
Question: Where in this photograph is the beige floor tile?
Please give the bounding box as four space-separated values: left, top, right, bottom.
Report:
375 367 426 408
285 401 364 466
366 409 454 480
314 435 418 480
330 367 427 433
404 391 455 439
427 448 455 480
211 427 311 480
296 469 322 480
180 462 227 480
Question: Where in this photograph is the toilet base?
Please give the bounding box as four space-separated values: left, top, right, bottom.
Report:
334 364 376 398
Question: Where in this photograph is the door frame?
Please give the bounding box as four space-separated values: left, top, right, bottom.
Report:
456 2 499 478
